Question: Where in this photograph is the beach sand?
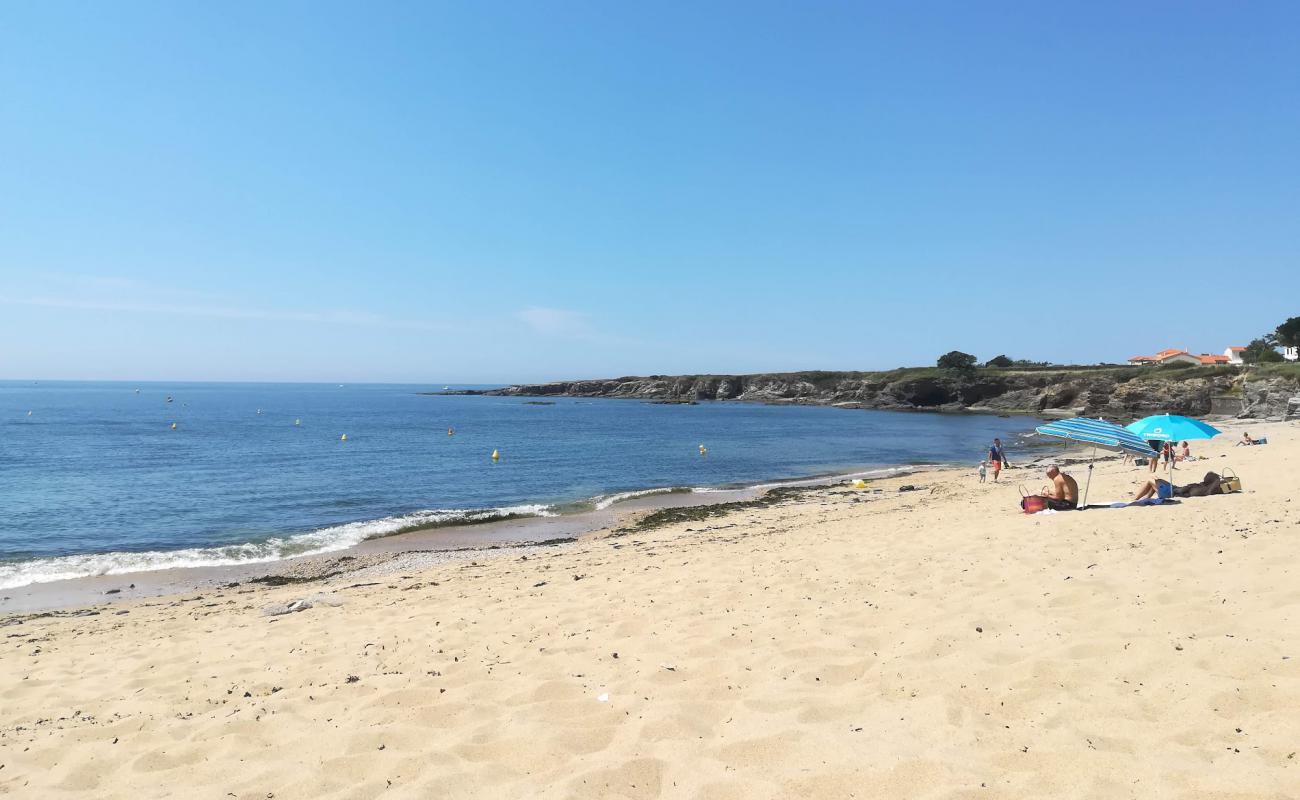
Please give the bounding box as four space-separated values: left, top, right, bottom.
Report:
2 420 1297 798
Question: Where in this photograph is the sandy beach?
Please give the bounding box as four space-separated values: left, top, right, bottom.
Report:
2 419 1297 798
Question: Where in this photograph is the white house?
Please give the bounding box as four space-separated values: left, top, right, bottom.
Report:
1224 346 1246 365
1285 345 1299 362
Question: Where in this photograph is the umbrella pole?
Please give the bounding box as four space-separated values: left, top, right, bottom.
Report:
1082 445 1095 507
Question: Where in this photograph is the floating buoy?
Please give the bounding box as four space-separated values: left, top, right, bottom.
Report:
294 419 301 426
170 422 177 430
491 449 500 461
340 434 348 441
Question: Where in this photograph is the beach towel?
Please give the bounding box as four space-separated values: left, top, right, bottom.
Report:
1079 498 1180 510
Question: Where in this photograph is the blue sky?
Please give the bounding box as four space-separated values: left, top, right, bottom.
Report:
1 2 1295 383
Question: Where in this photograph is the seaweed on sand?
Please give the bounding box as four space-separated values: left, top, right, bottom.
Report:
613 486 815 535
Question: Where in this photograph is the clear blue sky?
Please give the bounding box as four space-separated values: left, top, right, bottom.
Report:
1 2 1295 383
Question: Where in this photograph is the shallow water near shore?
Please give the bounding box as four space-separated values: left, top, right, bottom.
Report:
1 380 1041 590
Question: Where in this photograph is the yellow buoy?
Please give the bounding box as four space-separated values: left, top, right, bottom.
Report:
699 444 707 455
340 434 348 441
491 449 500 460
170 422 177 430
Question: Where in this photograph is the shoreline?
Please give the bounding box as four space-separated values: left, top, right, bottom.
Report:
0 403 1190 614
0 463 938 615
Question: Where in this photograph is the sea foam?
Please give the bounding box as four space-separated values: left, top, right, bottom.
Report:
0 504 556 590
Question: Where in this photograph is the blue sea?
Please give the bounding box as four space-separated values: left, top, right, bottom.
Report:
0 381 1041 589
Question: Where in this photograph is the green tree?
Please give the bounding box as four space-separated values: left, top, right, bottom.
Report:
937 351 978 371
1274 316 1300 348
1242 337 1283 364
984 354 1013 368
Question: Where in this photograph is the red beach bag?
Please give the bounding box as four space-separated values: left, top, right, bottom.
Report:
1019 485 1047 515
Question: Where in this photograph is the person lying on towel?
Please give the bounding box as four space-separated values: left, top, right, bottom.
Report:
1173 471 1229 497
1032 465 1079 510
1132 477 1174 502
1133 471 1228 502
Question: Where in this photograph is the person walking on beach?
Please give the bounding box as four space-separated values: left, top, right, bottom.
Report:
988 438 1010 482
978 460 988 483
1147 440 1162 473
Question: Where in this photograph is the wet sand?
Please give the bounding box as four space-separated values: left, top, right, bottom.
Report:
0 467 925 615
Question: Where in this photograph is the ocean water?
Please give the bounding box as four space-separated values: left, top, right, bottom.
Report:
0 381 1041 588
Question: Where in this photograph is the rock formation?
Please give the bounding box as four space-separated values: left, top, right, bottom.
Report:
439 367 1299 421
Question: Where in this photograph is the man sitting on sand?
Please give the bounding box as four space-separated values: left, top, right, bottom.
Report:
1236 432 1255 446
1037 465 1078 511
1132 476 1174 502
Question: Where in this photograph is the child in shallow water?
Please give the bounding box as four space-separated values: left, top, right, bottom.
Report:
978 461 988 483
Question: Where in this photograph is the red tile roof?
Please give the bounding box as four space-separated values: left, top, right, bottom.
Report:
1130 349 1191 362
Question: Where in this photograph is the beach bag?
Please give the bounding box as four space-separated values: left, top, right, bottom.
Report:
1220 468 1241 493
1019 485 1047 514
1135 457 1149 466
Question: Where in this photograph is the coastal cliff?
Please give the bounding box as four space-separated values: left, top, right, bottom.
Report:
453 366 1300 420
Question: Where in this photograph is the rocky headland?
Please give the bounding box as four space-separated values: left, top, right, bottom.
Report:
442 366 1300 420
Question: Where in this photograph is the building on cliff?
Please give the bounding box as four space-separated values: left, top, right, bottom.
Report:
1129 348 1201 366
1129 347 1246 367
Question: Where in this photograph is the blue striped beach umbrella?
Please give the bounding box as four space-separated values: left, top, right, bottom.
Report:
1035 417 1159 506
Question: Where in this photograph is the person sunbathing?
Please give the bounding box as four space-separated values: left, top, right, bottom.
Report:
1172 471 1227 498
1133 476 1174 502
1037 466 1079 510
1236 432 1255 446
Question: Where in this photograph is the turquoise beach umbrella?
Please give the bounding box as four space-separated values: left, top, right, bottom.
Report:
1124 414 1221 443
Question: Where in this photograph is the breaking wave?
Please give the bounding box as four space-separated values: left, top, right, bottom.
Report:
0 504 556 590
0 466 935 591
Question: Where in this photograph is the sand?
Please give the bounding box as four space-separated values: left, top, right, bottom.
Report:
2 420 1297 798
